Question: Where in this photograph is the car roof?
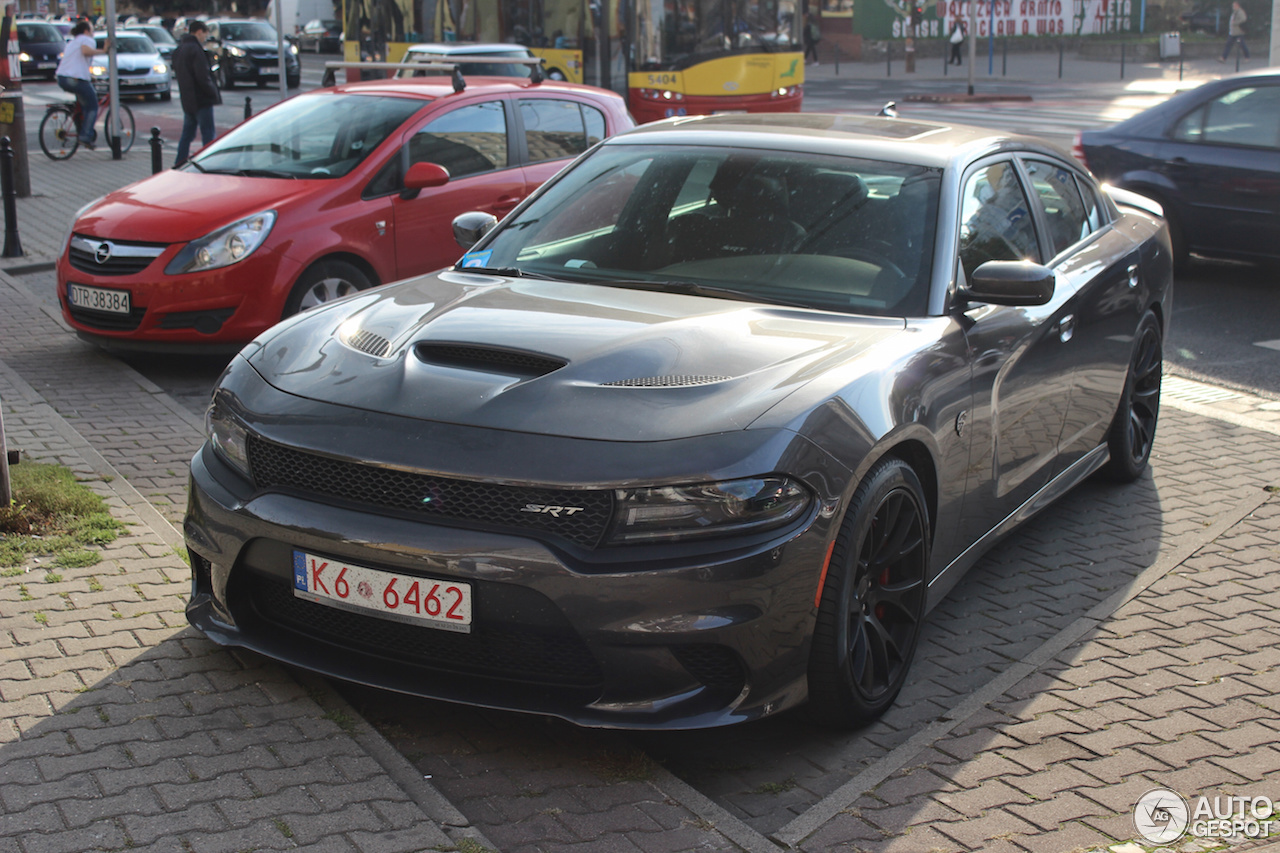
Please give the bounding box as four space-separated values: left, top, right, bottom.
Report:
325 75 622 103
404 42 535 56
612 113 1068 169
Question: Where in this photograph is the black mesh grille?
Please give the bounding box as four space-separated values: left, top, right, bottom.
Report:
242 572 605 686
68 243 164 276
672 645 747 690
247 435 612 548
414 343 566 377
67 303 147 331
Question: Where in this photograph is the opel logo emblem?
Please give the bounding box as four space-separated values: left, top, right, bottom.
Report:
94 242 113 264
723 81 739 91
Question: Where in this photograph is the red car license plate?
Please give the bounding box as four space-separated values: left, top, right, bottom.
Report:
292 550 472 633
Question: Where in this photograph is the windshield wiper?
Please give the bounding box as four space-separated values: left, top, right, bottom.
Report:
183 160 208 173
232 169 300 179
604 278 810 308
455 265 535 277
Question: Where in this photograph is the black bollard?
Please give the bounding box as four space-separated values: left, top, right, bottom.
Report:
1120 42 1126 79
245 97 252 121
1002 37 1007 76
1058 40 1064 78
1 137 22 259
886 41 892 77
150 127 163 174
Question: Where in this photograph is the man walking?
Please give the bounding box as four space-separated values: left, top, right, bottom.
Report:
1219 0 1249 63
55 20 111 150
172 20 221 167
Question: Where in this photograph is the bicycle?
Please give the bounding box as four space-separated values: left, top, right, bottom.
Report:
38 90 135 160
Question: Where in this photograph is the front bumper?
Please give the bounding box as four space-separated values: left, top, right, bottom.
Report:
225 53 300 84
183 368 842 729
93 72 171 96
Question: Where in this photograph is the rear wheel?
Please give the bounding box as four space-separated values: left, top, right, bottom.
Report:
38 106 79 160
283 260 373 317
807 458 929 727
1099 311 1162 483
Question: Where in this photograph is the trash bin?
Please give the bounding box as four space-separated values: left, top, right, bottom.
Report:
1160 31 1181 58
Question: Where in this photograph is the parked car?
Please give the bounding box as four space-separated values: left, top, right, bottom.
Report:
1180 4 1220 32
57 76 633 350
297 18 341 53
205 18 301 89
1077 69 1280 269
396 42 539 78
16 21 65 80
90 32 171 100
183 113 1173 729
124 23 179 61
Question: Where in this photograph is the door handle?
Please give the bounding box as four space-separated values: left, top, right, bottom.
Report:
1058 314 1075 343
493 196 521 213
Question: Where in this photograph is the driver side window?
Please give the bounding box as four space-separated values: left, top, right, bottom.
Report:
959 162 1040 281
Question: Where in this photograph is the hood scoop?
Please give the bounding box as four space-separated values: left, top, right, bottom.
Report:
342 328 392 358
414 342 567 378
600 375 732 387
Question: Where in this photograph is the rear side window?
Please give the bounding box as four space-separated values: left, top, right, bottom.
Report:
1022 158 1091 258
520 99 607 163
1171 85 1280 149
410 101 509 178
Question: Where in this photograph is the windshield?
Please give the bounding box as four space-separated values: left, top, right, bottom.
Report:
399 50 533 79
470 144 941 317
19 23 63 42
97 35 156 53
632 0 799 71
189 93 424 179
135 26 176 45
221 22 279 41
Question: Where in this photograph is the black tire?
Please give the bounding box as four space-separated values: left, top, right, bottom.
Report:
283 260 373 318
161 90 172 102
807 457 929 728
102 105 136 154
1099 311 1162 483
38 105 79 160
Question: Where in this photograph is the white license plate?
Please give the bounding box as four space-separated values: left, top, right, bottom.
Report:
68 283 131 315
37 62 56 69
292 550 472 633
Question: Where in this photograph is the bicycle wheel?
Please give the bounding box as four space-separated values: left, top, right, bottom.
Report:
102 104 136 154
38 106 80 160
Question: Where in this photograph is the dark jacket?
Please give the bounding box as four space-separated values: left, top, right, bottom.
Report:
173 34 221 114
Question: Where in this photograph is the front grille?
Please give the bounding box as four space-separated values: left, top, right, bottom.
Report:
672 644 747 690
68 236 166 277
243 572 605 687
67 303 146 331
247 435 613 548
156 307 235 333
602 375 731 387
118 67 150 76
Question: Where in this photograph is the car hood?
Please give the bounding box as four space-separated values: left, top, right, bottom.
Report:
92 54 161 70
75 172 313 242
231 39 286 52
246 270 909 442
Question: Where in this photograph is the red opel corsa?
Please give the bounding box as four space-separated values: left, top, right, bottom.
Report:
57 76 633 350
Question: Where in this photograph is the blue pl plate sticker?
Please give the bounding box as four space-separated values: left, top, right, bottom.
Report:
459 250 493 268
293 551 308 591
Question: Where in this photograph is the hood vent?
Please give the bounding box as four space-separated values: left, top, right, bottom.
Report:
342 329 392 358
414 342 567 378
601 375 731 387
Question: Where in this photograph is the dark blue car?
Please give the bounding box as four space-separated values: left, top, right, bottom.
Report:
16 21 65 80
1077 70 1280 270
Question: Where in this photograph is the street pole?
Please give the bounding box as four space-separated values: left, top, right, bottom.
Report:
105 0 121 159
275 0 287 102
966 0 976 95
1272 0 1279 64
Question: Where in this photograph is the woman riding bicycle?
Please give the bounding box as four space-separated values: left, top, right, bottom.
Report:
54 21 112 150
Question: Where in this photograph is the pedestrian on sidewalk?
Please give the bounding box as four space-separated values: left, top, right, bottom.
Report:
172 20 221 168
1219 0 1249 62
948 20 965 65
55 20 112 150
803 12 821 65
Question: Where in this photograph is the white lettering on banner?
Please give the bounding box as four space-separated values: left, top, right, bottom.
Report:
940 0 1132 37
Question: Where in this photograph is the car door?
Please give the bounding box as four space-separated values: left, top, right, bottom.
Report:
955 158 1077 528
1018 157 1143 475
387 97 528 278
1159 82 1280 260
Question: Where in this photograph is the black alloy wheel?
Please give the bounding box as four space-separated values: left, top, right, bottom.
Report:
1100 310 1162 482
807 457 929 727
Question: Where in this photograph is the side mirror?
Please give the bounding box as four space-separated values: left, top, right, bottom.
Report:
452 211 498 250
399 161 450 200
962 260 1055 306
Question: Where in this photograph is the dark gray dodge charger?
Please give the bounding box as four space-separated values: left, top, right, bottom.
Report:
185 114 1173 729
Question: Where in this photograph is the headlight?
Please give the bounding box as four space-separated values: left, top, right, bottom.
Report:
289 43 299 55
165 211 277 275
205 402 251 479
19 51 30 62
605 476 811 544
90 65 106 76
226 45 246 57
153 62 168 73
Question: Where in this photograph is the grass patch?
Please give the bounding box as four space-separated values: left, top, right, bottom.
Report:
0 463 125 569
752 776 798 795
